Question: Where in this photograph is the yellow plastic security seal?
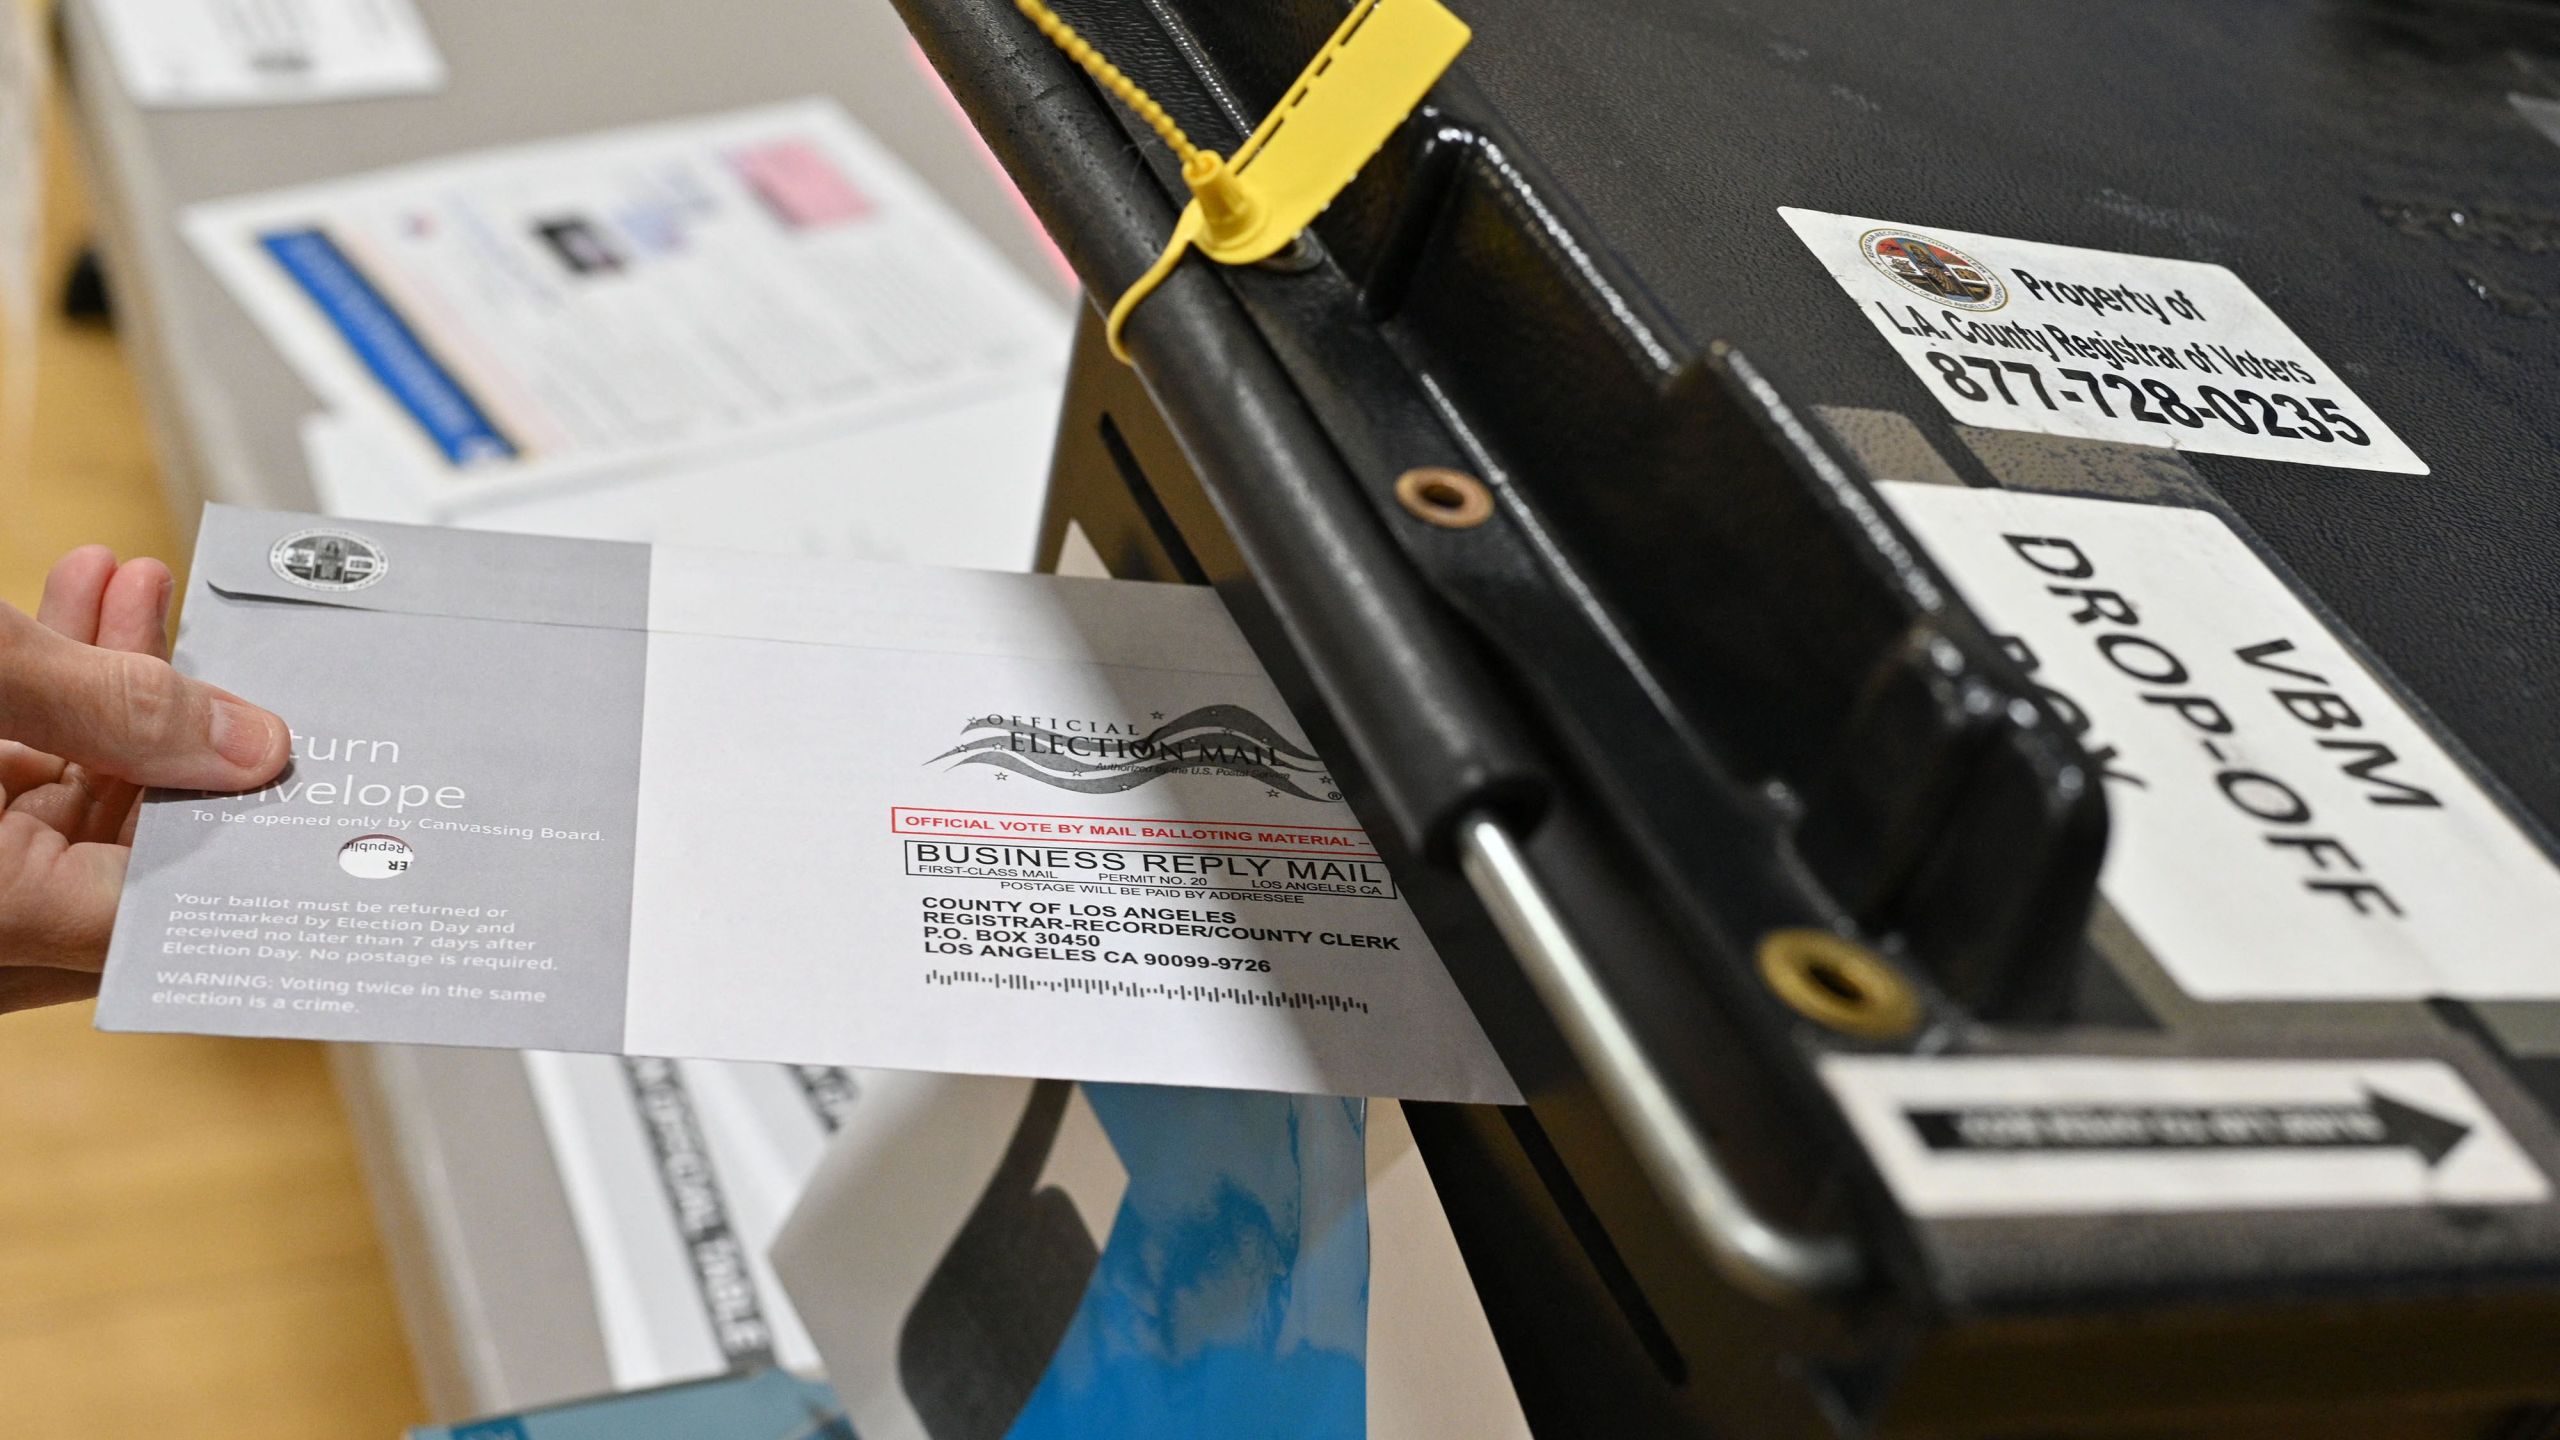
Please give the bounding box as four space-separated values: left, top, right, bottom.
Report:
1014 0 1472 361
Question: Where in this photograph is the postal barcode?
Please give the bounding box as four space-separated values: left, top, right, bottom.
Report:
925 968 1371 1014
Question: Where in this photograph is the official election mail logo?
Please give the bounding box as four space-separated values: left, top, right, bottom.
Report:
269 528 388 592
1861 228 2007 311
929 706 1339 802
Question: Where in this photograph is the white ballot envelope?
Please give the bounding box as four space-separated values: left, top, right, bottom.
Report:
97 509 1517 1104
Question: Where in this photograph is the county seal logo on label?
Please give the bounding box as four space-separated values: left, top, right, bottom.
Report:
1860 228 2008 311
270 528 388 591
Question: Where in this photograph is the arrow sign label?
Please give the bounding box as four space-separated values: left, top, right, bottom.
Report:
1906 1090 2473 1167
1821 1056 2550 1217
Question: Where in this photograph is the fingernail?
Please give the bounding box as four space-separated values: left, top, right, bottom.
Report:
209 698 280 770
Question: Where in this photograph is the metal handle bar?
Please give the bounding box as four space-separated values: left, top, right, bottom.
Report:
1455 812 1863 1303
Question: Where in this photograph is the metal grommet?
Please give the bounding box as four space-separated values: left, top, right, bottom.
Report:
1394 467 1495 529
1757 929 1922 1040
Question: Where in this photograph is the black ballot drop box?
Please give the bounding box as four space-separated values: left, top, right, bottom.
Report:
891 1 2560 1435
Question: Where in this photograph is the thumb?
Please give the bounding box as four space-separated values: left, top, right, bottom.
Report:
0 603 290 791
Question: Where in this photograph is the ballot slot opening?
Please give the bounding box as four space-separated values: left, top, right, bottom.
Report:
1097 413 1210 585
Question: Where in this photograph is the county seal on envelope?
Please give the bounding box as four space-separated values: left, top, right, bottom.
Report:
98 507 1517 1104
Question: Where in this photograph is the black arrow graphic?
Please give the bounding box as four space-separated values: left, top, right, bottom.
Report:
1905 1087 2472 1168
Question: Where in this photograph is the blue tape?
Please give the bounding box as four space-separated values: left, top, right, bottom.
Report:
259 228 516 466
1005 1086 1369 1440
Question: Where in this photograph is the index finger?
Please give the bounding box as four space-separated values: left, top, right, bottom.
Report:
36 547 116 647
95 558 174 661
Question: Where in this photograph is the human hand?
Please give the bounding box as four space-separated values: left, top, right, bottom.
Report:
1 547 290 1013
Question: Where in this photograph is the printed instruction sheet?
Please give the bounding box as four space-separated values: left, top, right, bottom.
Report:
185 99 1067 506
91 0 446 107
297 379 1061 570
98 508 1517 1105
524 1052 842 1387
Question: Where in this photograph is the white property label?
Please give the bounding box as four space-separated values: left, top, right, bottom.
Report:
1882 483 2560 1001
1821 1055 2548 1216
1779 208 2426 474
